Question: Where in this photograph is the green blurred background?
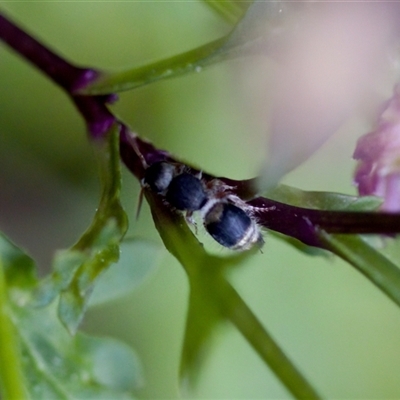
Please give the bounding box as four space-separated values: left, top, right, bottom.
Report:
1 3 400 398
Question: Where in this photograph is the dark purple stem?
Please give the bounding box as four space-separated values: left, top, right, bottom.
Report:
248 197 400 248
120 131 400 249
2 12 400 250
0 13 114 138
0 13 96 92
72 95 116 139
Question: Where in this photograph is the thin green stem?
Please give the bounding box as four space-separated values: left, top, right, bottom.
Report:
319 232 400 308
212 276 322 400
0 258 27 400
148 193 321 398
80 36 231 95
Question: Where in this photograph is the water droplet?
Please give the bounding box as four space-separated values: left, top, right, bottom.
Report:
163 69 172 76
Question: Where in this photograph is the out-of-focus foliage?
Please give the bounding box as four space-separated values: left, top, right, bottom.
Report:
2 3 400 399
0 233 144 399
0 124 157 398
30 127 127 334
89 238 161 307
81 2 286 97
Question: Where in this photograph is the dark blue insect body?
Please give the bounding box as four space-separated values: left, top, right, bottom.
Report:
143 161 262 250
204 202 262 250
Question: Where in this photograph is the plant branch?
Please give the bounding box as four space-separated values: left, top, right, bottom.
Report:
249 197 400 248
2 12 399 250
2 10 400 399
213 276 321 399
319 233 400 307
0 13 115 138
147 191 322 399
0 13 96 92
120 131 400 249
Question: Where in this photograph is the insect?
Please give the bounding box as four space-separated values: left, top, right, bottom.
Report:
202 200 262 251
143 160 263 251
144 162 208 211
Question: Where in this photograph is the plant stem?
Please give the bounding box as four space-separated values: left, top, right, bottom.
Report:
0 13 96 92
249 196 400 248
0 13 115 138
0 258 27 400
214 277 322 400
319 233 400 307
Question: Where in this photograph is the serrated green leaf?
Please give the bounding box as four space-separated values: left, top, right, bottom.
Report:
89 239 161 307
58 214 125 335
31 250 86 308
146 192 321 398
57 125 127 334
29 125 128 334
0 233 37 296
12 303 141 399
0 232 143 399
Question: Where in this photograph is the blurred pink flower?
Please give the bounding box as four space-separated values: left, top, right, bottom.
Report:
354 85 400 211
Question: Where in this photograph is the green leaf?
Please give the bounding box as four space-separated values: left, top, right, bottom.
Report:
31 250 86 308
12 303 142 399
31 125 128 334
80 36 230 95
146 192 321 398
58 219 123 334
0 233 37 296
264 184 382 211
262 184 383 256
79 1 291 96
0 232 142 399
264 185 400 316
88 239 162 307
